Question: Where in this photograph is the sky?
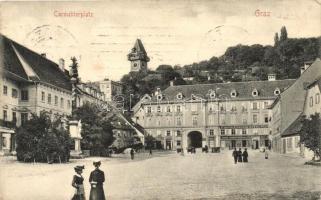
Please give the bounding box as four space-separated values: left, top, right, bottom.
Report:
1 0 320 81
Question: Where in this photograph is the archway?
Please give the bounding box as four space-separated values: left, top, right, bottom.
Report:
187 131 202 148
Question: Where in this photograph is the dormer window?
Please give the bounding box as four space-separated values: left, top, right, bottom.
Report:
209 91 216 99
230 89 237 98
252 89 258 97
177 93 183 100
157 94 163 101
274 88 280 95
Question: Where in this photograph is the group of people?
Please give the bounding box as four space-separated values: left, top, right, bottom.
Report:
232 148 248 164
71 161 106 200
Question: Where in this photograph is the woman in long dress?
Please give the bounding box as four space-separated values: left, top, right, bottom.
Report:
72 165 86 200
89 161 106 200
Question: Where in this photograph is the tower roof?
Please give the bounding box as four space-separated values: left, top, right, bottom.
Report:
127 39 150 62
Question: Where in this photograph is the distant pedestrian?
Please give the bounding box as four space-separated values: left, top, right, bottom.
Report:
242 148 248 163
265 149 269 159
238 148 243 162
149 148 152 156
89 161 106 200
71 165 85 200
232 148 238 164
130 148 135 160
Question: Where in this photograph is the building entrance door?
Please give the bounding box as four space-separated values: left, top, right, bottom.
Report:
187 131 202 148
166 140 172 150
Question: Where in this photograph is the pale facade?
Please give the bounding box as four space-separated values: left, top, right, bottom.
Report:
97 79 123 102
134 79 295 151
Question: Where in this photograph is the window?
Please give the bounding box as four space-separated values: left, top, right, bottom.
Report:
157 94 162 101
252 102 258 110
177 130 182 137
274 88 280 95
242 104 247 112
176 105 181 112
210 91 216 99
210 129 214 136
309 97 313 107
166 130 171 136
54 96 58 106
21 113 28 126
242 118 247 124
21 90 29 101
264 102 269 109
231 90 237 97
231 129 236 135
177 93 183 100
41 91 45 102
176 117 182 126
2 136 7 148
220 129 225 135
264 114 269 123
252 89 258 97
157 106 161 112
12 89 18 98
67 100 71 109
253 114 258 124
316 93 320 104
48 93 52 104
3 110 8 121
192 116 198 126
3 85 7 95
60 98 64 108
147 106 152 113
12 112 17 124
166 106 171 112
242 129 247 135
177 141 181 146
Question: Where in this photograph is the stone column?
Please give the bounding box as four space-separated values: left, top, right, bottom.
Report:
69 120 82 157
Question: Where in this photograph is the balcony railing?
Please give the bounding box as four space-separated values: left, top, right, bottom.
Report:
0 119 16 129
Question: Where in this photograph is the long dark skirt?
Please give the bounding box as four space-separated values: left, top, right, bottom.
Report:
243 157 248 162
237 156 243 162
72 185 85 200
89 185 106 200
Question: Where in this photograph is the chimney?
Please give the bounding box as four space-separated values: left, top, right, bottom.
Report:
268 74 276 81
41 53 46 58
170 80 174 86
301 61 313 74
59 58 65 71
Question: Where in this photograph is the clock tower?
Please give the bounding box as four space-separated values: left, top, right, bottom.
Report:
127 39 150 72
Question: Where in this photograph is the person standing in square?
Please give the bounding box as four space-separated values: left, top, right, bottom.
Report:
89 161 106 200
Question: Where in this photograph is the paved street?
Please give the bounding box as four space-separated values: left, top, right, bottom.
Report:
0 150 320 200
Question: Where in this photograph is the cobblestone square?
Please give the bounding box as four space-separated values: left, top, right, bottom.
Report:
1 150 320 200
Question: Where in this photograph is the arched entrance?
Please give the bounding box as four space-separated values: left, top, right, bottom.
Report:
187 131 202 148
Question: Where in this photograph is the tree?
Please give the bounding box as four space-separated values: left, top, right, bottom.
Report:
280 26 288 42
16 112 71 163
299 114 321 161
73 102 115 156
274 32 279 46
145 134 156 149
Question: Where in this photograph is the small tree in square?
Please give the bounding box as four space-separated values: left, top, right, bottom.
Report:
16 112 71 163
299 113 321 161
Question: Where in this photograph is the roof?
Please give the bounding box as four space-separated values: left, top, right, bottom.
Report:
279 59 321 133
306 76 321 91
127 39 150 62
1 34 72 91
133 39 147 54
146 79 295 102
281 115 303 137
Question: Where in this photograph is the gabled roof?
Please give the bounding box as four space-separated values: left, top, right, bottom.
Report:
145 79 295 102
1 34 72 91
281 115 303 137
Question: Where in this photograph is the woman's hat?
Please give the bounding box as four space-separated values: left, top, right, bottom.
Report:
93 161 101 167
74 165 85 171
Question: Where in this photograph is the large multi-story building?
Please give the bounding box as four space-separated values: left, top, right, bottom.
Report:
0 34 144 155
96 78 123 102
0 34 73 155
269 59 321 157
133 76 295 151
